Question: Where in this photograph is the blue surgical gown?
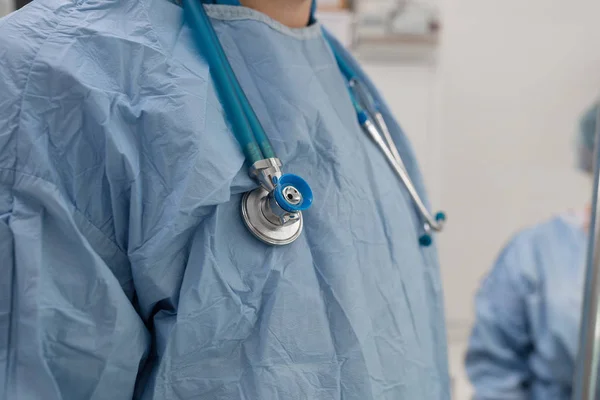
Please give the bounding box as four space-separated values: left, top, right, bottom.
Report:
0 1 450 399
466 214 587 399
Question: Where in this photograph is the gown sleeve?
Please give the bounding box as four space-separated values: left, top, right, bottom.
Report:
465 238 535 400
0 9 150 398
0 170 150 400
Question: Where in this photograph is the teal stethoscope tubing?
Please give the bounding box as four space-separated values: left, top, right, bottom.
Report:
183 0 275 164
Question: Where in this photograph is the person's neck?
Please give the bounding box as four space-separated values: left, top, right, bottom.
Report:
240 0 312 28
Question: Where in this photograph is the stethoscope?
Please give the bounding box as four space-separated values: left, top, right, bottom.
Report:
183 0 446 247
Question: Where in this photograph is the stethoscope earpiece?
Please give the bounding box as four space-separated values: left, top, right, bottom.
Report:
436 212 447 223
419 234 433 247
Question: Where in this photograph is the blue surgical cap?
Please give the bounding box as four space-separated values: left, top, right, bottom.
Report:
578 102 599 173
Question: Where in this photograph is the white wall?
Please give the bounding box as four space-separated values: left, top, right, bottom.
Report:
0 0 12 17
437 0 600 327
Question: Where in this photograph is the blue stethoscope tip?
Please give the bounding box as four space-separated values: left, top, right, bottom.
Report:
435 212 446 222
274 173 314 213
357 110 369 125
419 234 433 247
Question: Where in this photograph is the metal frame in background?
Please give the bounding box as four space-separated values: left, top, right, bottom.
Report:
573 105 600 400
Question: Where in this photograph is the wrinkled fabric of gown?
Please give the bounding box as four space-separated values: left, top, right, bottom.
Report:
466 213 589 400
0 1 450 399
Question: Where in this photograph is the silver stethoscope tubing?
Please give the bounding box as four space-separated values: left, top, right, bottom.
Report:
332 41 446 245
183 1 445 247
349 79 446 237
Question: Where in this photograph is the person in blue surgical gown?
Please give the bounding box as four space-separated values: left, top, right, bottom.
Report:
0 0 450 399
465 103 599 399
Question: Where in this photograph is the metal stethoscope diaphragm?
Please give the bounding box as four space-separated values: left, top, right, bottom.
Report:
241 158 313 246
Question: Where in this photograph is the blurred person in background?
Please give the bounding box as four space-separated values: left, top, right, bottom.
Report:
465 102 598 399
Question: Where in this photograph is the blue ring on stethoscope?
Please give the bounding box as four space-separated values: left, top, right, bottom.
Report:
435 212 446 222
356 110 368 125
274 174 314 213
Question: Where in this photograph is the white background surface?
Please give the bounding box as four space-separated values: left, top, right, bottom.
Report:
437 0 600 328
0 0 11 17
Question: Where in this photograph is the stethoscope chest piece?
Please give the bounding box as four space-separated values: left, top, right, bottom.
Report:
241 167 313 246
241 188 304 246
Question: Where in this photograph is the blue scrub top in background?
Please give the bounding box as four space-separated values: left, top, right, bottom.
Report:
0 1 450 399
466 213 587 399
